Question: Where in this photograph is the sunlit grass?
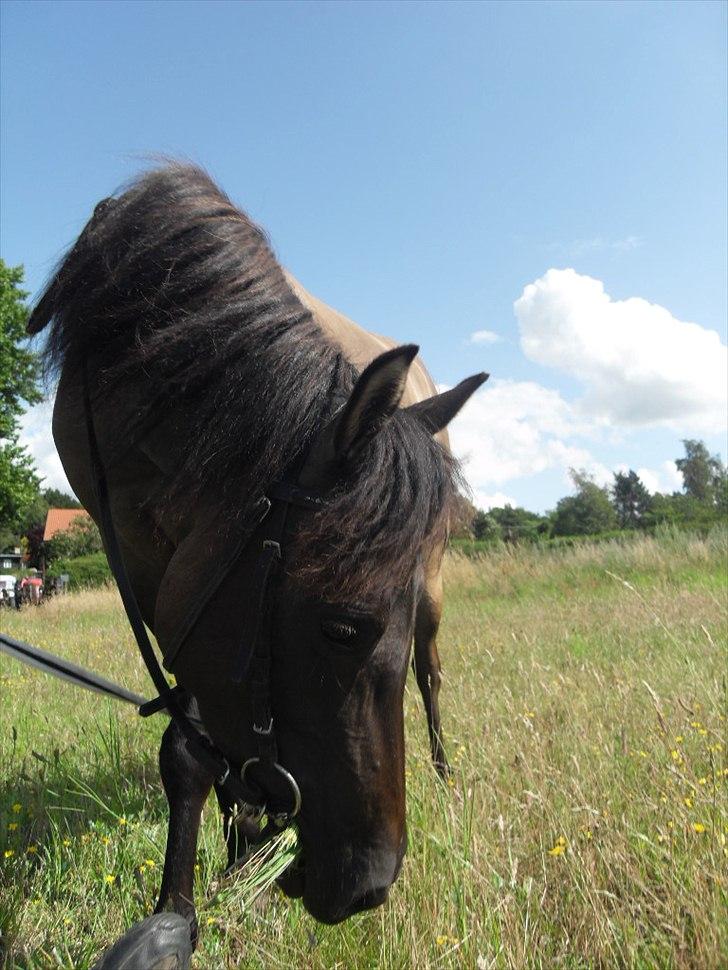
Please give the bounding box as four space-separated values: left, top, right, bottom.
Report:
1 528 726 968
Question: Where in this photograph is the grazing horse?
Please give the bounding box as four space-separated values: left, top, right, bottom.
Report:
28 165 485 935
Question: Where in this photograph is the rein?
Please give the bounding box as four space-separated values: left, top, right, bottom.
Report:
81 361 329 839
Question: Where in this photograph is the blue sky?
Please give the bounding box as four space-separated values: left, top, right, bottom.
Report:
2 0 726 510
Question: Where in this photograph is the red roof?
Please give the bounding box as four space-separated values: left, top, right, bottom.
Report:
43 508 91 541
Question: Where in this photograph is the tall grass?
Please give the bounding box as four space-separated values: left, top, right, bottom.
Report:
1 529 726 968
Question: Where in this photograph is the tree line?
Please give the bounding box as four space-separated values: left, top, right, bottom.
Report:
0 260 104 569
1 259 726 563
456 446 727 545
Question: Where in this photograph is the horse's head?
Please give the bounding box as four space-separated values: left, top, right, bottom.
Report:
167 347 485 923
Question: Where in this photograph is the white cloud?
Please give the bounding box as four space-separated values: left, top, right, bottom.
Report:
549 236 643 258
18 398 74 495
515 268 727 433
445 378 603 495
635 461 683 496
472 490 518 511
469 329 502 345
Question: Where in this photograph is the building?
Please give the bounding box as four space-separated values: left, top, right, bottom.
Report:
43 508 91 542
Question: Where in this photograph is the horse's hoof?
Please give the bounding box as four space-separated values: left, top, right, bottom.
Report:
434 759 452 782
92 913 193 970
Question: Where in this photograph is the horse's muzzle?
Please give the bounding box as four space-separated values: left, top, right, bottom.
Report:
278 843 404 924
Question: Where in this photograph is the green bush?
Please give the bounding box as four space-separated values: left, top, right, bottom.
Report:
50 552 112 590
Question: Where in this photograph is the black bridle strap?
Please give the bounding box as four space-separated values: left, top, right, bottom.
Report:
231 539 281 685
161 496 272 671
267 481 328 511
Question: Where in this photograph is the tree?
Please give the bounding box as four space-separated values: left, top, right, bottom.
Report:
0 438 41 536
488 505 545 543
612 470 652 528
0 261 41 439
0 261 43 536
472 509 502 542
675 440 725 504
552 469 618 537
43 487 81 509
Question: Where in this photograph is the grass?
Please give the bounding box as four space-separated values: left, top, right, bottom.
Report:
1 528 726 968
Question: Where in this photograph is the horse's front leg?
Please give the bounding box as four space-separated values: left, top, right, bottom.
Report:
155 718 214 947
413 579 450 779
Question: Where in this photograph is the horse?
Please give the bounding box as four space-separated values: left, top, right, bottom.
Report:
27 164 486 938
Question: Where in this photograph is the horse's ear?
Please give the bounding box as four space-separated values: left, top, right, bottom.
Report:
405 373 488 434
334 344 419 461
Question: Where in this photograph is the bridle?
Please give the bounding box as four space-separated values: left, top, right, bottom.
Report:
81 360 337 846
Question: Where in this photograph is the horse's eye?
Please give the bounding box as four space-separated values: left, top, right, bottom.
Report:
321 618 358 644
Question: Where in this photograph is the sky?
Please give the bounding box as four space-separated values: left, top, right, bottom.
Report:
1 0 726 512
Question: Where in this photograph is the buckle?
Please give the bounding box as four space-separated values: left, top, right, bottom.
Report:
253 717 274 736
262 539 281 554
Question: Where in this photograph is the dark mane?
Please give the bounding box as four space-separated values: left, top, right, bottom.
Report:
29 164 459 598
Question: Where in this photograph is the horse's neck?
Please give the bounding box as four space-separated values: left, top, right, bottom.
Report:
283 271 440 409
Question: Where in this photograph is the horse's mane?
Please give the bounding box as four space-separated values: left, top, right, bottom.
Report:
29 164 459 600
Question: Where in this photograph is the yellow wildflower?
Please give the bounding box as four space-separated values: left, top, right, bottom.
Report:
11 803 21 814
667 820 674 830
548 837 567 856
4 849 14 859
698 777 708 785
684 797 693 808
206 917 216 926
692 822 706 834
674 735 684 743
101 836 110 845
104 874 116 884
26 845 37 854
118 817 127 827
436 935 448 946
8 822 18 831
62 839 71 847
145 859 156 868
698 729 708 736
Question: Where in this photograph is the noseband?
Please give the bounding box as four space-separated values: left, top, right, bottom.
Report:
82 361 335 841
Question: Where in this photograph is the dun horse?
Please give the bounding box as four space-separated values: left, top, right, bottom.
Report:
28 166 485 936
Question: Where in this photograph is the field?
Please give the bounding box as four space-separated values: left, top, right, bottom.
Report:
1 529 726 969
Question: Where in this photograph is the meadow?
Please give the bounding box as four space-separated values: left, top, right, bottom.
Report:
1 528 726 969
